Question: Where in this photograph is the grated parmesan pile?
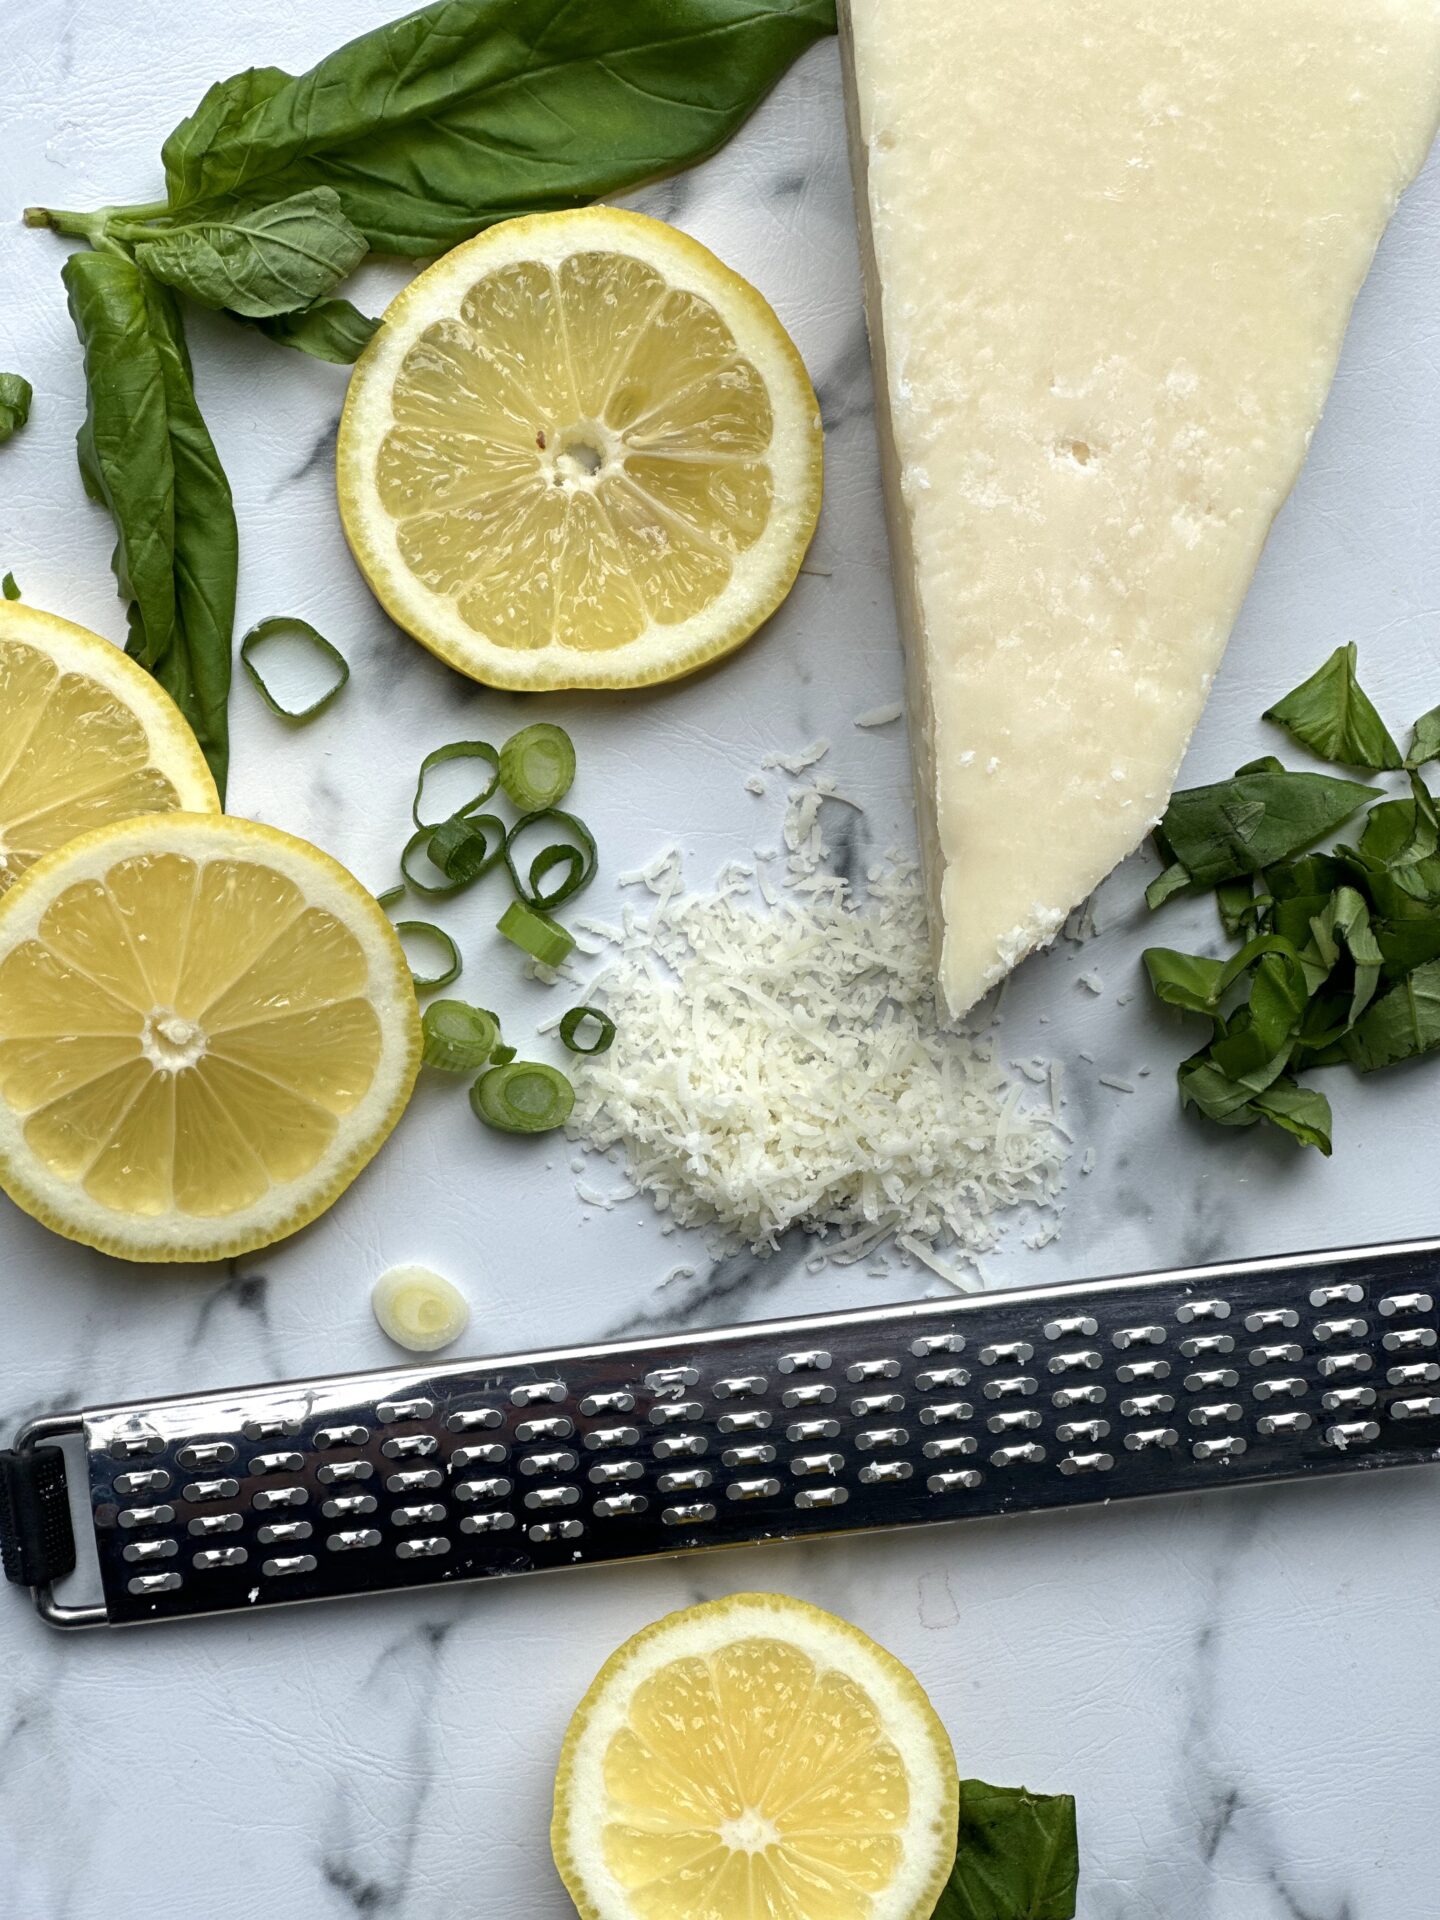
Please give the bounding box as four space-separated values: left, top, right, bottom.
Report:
564 773 1069 1276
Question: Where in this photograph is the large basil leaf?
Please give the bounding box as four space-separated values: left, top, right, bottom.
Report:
63 251 235 794
1153 769 1374 891
930 1782 1078 1920
1405 703 1440 772
159 0 839 254
0 373 33 442
1262 642 1402 771
230 296 380 364
133 187 368 317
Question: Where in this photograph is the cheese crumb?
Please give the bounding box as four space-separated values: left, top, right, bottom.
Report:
854 702 905 729
566 785 1069 1267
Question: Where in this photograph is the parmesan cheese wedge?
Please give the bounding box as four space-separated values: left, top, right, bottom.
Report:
841 0 1440 1017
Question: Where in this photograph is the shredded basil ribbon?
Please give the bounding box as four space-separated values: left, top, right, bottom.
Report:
470 1061 574 1135
401 812 504 899
499 723 576 811
496 899 574 969
240 614 349 720
395 919 461 991
422 999 501 1071
505 807 597 910
412 740 500 829
559 1005 616 1055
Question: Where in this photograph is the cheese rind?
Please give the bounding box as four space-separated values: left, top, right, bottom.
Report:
842 0 1440 1017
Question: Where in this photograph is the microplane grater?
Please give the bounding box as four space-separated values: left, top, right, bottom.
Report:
4 1238 1439 1630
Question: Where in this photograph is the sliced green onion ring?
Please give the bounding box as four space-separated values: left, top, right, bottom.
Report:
412 741 500 829
240 615 349 721
496 899 575 969
396 919 461 992
504 808 597 910
470 1061 575 1135
422 999 501 1072
499 723 577 810
376 883 405 910
430 811 504 885
401 814 505 899
559 1005 617 1055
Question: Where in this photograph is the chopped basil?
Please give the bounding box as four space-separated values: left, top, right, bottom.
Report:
1262 642 1401 771
1144 648 1440 1151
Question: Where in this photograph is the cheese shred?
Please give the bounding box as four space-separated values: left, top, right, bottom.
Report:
567 784 1069 1267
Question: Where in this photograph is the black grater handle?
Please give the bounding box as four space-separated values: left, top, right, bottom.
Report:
0 1444 76 1589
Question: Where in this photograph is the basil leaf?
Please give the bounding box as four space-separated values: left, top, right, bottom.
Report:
1142 948 1228 1015
1405 704 1440 772
1154 769 1374 889
1262 642 1402 771
1375 917 1440 979
930 1782 1078 1920
231 296 380 363
1215 877 1258 938
63 251 235 795
1343 958 1440 1072
0 373 33 442
161 65 292 207
1306 886 1382 1025
1144 860 1192 909
1359 772 1439 869
1250 1080 1333 1154
159 0 839 254
133 187 368 318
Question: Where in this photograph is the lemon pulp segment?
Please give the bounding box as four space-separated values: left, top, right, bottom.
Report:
339 209 823 690
0 605 218 895
0 814 419 1260
553 1594 959 1920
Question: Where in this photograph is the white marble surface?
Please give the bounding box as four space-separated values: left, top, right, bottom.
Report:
4 7 1440 1916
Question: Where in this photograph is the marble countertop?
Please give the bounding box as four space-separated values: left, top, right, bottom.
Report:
4 7 1439 1916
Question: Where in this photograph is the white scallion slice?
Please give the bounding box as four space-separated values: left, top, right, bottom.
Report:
372 1264 471 1353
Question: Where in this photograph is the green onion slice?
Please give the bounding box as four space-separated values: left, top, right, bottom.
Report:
1 572 20 602
430 811 504 885
412 741 500 829
496 899 575 969
401 814 505 898
395 919 461 992
376 883 405 910
499 723 577 810
240 615 349 721
422 999 501 1072
504 808 597 910
559 1005 616 1055
470 1061 575 1135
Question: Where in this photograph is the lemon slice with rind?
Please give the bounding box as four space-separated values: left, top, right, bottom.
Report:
0 603 218 897
552 1592 959 1920
0 813 420 1261
337 208 823 690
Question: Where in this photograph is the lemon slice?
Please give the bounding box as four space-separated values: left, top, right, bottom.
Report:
0 813 420 1262
552 1592 959 1920
337 207 823 691
0 603 218 897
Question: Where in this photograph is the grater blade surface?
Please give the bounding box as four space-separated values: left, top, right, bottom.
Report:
6 1238 1439 1628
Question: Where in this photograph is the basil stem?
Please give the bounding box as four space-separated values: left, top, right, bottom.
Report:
63 249 236 796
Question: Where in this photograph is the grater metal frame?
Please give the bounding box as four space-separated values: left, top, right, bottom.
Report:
6 1237 1440 1630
